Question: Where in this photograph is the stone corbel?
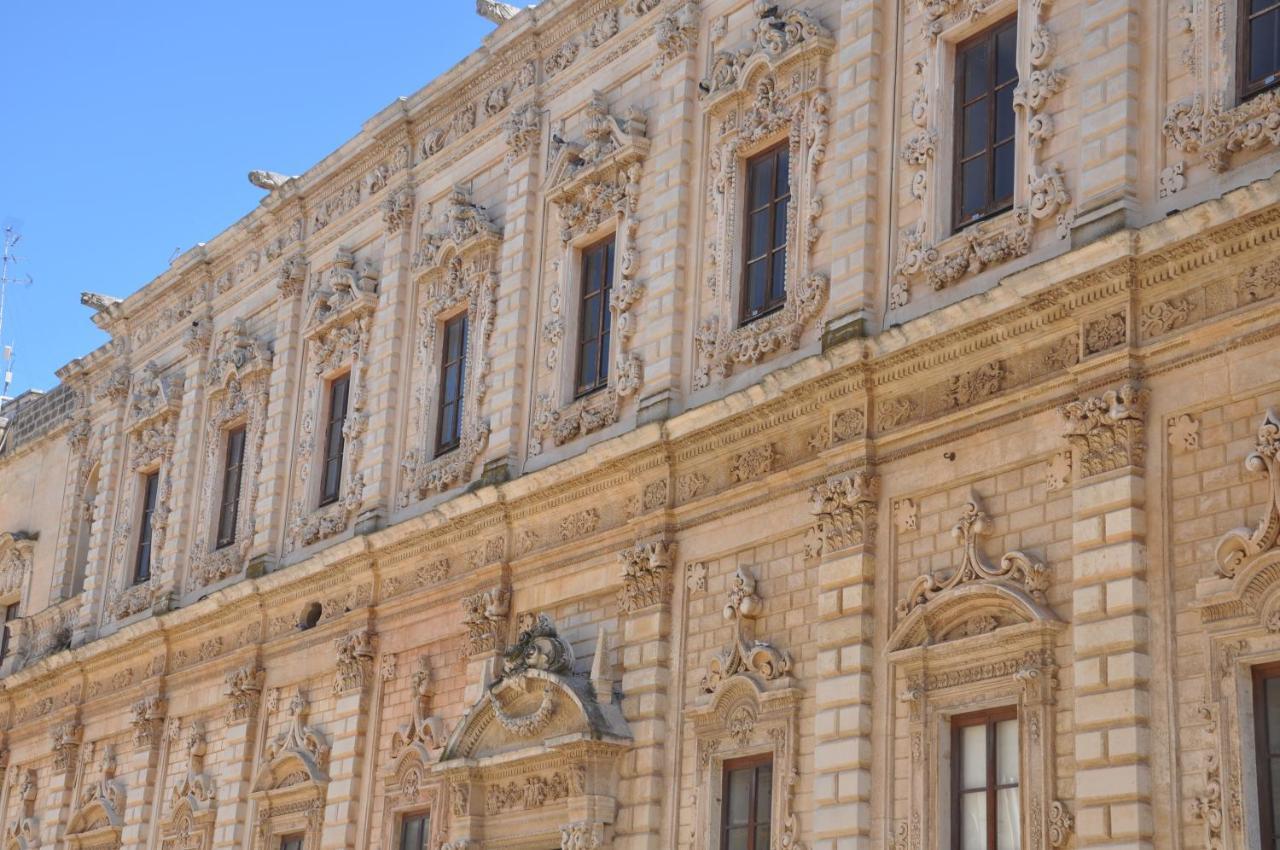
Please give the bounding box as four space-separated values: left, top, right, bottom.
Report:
651 1 699 79
130 695 167 748
224 664 265 726
461 586 510 658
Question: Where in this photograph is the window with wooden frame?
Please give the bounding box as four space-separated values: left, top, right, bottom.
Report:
575 234 615 398
319 373 351 507
397 813 430 850
721 754 773 850
1241 0 1280 99
278 834 305 850
954 18 1019 231
951 706 1020 850
215 425 247 549
1254 663 1280 849
0 602 19 663
436 313 468 455
741 143 791 323
134 470 160 584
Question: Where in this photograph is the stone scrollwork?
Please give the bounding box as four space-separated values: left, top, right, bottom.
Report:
400 186 500 504
7 768 39 850
695 3 832 388
191 320 273 591
652 1 699 79
65 745 124 850
702 565 791 693
532 92 650 455
253 691 330 794
461 585 511 658
1164 87 1280 173
1215 410 1280 578
1061 382 1149 479
390 656 446 762
333 628 377 695
806 471 878 557
286 250 379 551
162 722 218 850
617 539 676 613
224 664 264 726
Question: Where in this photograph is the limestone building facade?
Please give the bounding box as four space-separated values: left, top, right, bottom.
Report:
2 0 1280 848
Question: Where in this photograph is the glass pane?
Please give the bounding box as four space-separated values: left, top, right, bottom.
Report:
996 719 1019 783
1267 677 1280 746
726 827 749 850
1254 17 1275 82
997 787 1022 850
995 85 1015 140
961 156 989 219
996 25 1018 83
776 149 790 197
963 101 989 157
581 295 601 338
579 340 598 387
727 768 752 825
771 250 787 303
773 198 789 248
1270 757 1280 836
747 260 768 313
1252 0 1273 15
443 365 460 400
961 791 988 850
994 142 1015 203
756 765 773 822
750 210 771 257
961 724 987 789
962 45 989 100
756 825 772 850
750 157 774 207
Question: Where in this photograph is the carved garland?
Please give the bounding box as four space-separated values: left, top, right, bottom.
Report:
285 251 379 551
190 320 273 590
531 91 650 455
695 2 832 388
400 187 500 503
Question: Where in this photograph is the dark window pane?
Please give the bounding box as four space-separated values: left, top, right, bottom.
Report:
746 260 768 314
962 101 989 156
727 769 752 825
726 827 749 850
576 236 615 397
750 156 774 206
756 765 773 821
320 375 350 505
995 85 1016 140
961 157 989 219
216 425 247 549
1268 677 1280 744
963 46 988 100
773 198 789 246
776 148 790 198
749 210 771 258
771 250 787 303
994 142 1015 203
996 26 1018 82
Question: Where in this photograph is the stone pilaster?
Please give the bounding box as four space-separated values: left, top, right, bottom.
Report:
321 627 377 850
213 663 264 850
460 580 510 706
614 539 674 850
44 714 82 848
808 473 878 850
1062 382 1152 849
121 695 167 850
161 335 208 599
80 379 129 646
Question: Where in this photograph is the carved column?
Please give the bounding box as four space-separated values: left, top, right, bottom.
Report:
808 473 877 850
1062 383 1152 849
213 663 265 850
614 538 675 850
121 695 167 850
322 627 377 850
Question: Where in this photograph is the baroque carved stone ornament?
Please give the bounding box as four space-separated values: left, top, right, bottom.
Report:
1061 382 1149 478
461 585 511 657
806 471 878 557
254 691 330 793
702 565 791 693
333 628 377 695
617 539 676 613
1216 409 1280 578
696 3 832 388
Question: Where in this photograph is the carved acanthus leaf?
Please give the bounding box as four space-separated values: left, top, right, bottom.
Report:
1216 410 1280 578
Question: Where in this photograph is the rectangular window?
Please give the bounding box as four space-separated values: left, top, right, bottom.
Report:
721 755 772 850
436 313 468 455
319 373 351 507
1254 663 1280 849
0 602 19 662
1242 0 1280 99
741 143 791 323
576 235 615 397
278 834 305 850
215 425 247 549
134 471 160 584
952 707 1020 850
954 18 1019 231
398 813 430 850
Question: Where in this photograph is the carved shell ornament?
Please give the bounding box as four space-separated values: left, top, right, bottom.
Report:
1216 409 1280 578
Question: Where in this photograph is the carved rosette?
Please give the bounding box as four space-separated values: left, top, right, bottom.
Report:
806 472 879 557
531 92 650 456
190 321 273 591
1061 382 1149 479
461 586 511 658
285 251 379 551
617 540 675 613
695 3 832 388
399 187 500 505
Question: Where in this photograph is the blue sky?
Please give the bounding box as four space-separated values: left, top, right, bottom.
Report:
0 1 494 397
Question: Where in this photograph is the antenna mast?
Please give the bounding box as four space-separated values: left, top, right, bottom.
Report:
0 225 34 403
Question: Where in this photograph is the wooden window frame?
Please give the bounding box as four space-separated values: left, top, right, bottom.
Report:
397 812 430 850
1240 0 1280 100
952 17 1019 232
740 142 791 325
1254 661 1280 850
435 312 468 455
720 753 773 850
319 373 351 508
575 234 616 399
950 705 1019 850
215 424 247 550
278 834 305 850
134 470 160 585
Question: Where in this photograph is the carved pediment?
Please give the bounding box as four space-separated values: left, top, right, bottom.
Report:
441 616 629 762
127 362 183 428
252 693 329 795
389 657 446 776
205 319 273 389
413 186 502 272
547 91 649 200
303 250 379 337
66 747 124 849
701 1 833 102
701 566 792 694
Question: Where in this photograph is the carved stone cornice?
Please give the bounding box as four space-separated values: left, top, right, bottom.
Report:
806 472 878 557
617 539 675 614
1061 382 1149 478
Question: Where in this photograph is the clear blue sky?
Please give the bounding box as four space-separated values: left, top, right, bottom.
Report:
0 1 495 397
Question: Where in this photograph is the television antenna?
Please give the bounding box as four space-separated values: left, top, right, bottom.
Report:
0 224 35 402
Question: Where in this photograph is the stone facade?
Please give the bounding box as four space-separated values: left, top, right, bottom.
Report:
1 1 1280 849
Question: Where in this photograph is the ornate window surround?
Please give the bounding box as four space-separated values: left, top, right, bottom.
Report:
384 657 446 850
1191 410 1280 849
189 319 273 594
399 186 500 505
249 692 330 850
530 91 649 457
1164 0 1280 173
160 722 218 850
886 496 1070 850
64 744 124 850
107 361 184 622
692 2 832 390
284 250 378 552
891 0 1071 308
55 412 101 602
